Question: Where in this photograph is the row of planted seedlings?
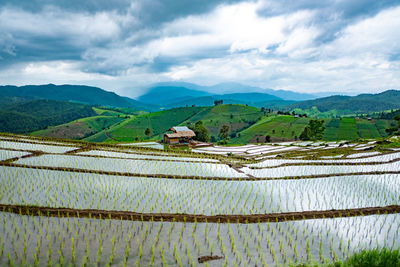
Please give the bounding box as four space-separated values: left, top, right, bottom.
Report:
0 133 255 166
10 153 247 179
9 145 400 180
73 150 222 164
0 138 233 170
1 209 399 267
247 151 400 169
241 157 400 178
276 144 393 161
1 166 399 218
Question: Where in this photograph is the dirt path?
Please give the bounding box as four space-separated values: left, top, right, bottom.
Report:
105 131 119 142
1 204 399 223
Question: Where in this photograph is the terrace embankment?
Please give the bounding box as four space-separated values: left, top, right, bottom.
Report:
1 204 399 223
249 159 400 169
2 162 400 180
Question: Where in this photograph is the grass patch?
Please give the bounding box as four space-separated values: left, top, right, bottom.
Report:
292 248 400 267
32 115 126 140
356 120 382 139
337 118 359 140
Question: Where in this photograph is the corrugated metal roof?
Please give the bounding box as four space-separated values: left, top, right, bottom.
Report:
171 126 192 132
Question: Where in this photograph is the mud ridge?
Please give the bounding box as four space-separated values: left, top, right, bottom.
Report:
1 204 399 223
2 162 400 181
248 157 400 169
0 162 241 180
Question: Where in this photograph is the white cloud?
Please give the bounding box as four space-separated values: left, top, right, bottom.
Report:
0 61 114 86
324 5 400 58
0 1 400 96
140 3 318 58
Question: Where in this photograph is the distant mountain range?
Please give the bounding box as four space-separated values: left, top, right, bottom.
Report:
0 84 154 111
137 85 296 108
1 83 399 115
142 82 320 101
289 90 400 113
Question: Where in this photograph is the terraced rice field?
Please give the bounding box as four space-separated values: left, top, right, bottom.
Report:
0 133 399 266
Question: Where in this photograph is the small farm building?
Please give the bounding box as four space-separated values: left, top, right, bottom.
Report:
164 126 196 144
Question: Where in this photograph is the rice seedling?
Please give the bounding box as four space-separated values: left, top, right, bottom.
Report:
0 137 399 266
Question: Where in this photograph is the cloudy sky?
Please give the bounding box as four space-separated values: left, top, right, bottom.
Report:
1 0 400 97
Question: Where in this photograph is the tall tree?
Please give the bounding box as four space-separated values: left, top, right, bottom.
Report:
219 125 230 140
191 121 210 142
300 120 325 141
145 127 152 137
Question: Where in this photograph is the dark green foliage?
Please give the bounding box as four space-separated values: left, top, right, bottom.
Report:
145 128 152 136
191 121 210 142
386 115 400 135
219 125 230 140
379 109 400 120
0 99 96 133
300 119 325 141
0 96 30 108
340 248 400 267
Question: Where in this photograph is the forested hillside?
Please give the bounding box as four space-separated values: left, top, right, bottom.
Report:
0 84 153 111
0 99 96 133
289 90 400 113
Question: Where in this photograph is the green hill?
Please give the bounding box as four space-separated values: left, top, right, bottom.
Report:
3 99 392 143
32 115 127 140
180 104 264 140
230 115 310 143
97 106 206 142
322 118 391 141
288 90 400 114
0 84 154 111
0 99 96 134
88 104 264 143
231 115 391 144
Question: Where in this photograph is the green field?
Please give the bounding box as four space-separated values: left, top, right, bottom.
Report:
95 104 264 143
27 104 394 143
233 116 392 144
322 118 390 141
101 106 205 142
32 115 126 140
230 115 310 144
337 118 359 140
181 104 263 138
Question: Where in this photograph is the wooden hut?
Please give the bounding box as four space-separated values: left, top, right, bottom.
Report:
164 126 196 144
